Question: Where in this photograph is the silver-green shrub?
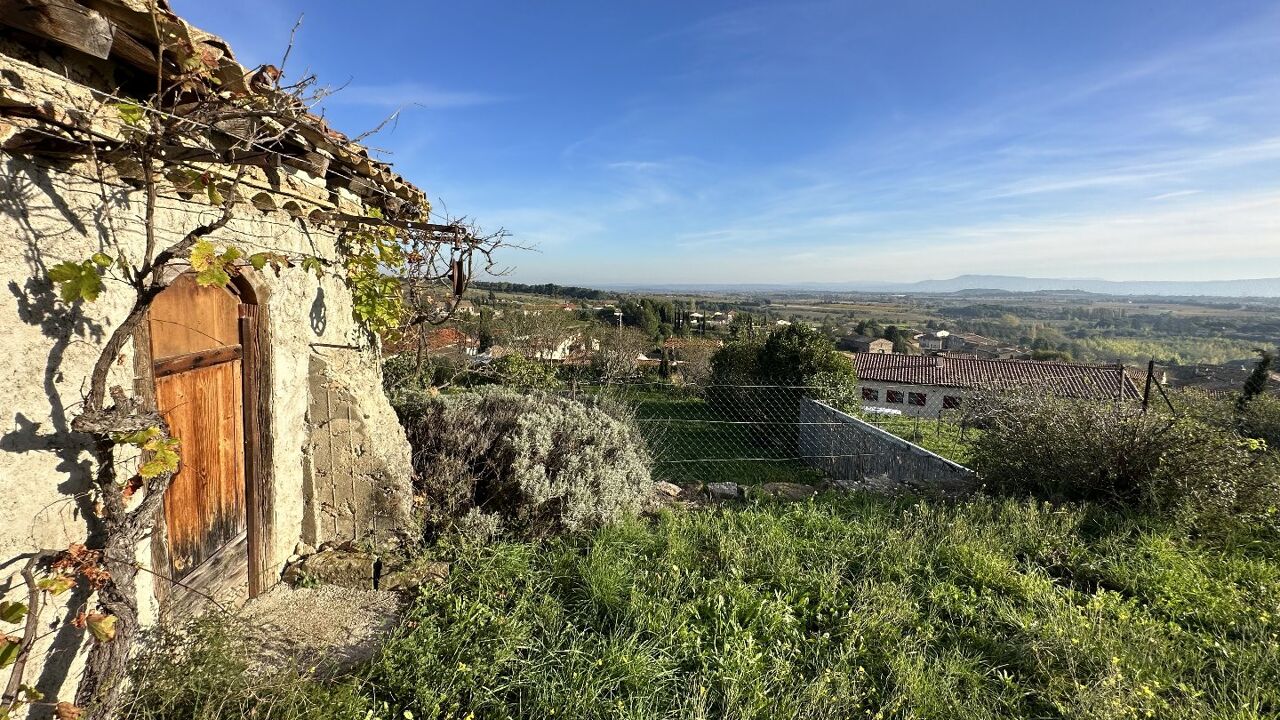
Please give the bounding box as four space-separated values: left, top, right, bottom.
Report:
396 386 652 539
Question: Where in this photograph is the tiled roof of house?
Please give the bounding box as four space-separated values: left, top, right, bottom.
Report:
848 352 1141 401
425 328 479 350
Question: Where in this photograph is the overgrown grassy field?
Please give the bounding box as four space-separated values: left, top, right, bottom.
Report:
617 386 826 486
862 414 980 466
128 494 1280 720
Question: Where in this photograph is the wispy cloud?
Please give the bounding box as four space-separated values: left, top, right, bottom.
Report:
1149 189 1201 201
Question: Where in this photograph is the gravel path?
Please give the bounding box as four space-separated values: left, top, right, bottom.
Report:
236 584 404 676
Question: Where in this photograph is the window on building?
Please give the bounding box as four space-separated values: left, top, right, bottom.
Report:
943 395 961 410
908 392 927 406
862 387 879 401
886 390 904 404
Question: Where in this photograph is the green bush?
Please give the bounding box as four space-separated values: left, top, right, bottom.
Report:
709 336 766 385
710 324 856 389
969 393 1280 522
395 387 652 539
756 324 853 386
706 326 858 456
486 353 564 390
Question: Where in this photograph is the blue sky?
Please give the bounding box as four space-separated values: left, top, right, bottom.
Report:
173 1 1280 285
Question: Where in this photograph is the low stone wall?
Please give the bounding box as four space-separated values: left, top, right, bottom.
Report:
798 400 977 494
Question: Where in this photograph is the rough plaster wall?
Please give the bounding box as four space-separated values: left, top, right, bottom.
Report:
305 353 413 544
0 154 413 703
265 265 413 564
858 380 972 419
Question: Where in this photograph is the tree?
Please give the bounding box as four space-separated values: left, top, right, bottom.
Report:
710 337 766 385
1238 349 1275 412
591 327 651 381
757 324 855 386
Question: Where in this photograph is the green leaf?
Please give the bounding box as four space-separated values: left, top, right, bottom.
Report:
138 436 180 479
190 241 243 287
114 102 145 127
0 601 27 624
0 637 20 668
36 575 75 596
111 427 160 446
189 239 217 270
90 252 113 268
301 255 325 278
206 182 224 206
85 613 116 643
195 266 231 287
248 252 270 271
48 260 105 303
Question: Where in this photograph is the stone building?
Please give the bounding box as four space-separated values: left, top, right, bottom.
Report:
840 334 894 354
1 0 423 701
849 352 1141 418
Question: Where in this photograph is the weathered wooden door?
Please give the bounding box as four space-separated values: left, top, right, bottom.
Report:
149 273 250 586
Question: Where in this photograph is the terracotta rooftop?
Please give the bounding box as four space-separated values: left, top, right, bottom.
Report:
848 352 1141 401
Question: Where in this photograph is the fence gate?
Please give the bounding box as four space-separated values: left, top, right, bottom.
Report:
148 273 259 595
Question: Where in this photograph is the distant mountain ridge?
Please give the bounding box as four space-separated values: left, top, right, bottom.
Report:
890 275 1280 296
604 275 1280 297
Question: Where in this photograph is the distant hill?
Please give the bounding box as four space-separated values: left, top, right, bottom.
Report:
605 275 1280 297
889 275 1280 297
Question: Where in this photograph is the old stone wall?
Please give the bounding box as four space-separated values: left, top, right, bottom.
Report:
798 400 977 494
0 153 413 702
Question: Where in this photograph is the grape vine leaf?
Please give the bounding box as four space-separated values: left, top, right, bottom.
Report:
85 612 117 642
48 260 106 303
0 601 27 624
0 636 20 669
190 240 243 287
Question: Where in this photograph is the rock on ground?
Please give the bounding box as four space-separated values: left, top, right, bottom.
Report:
706 482 744 500
652 481 683 499
380 560 450 592
282 549 375 588
237 584 403 677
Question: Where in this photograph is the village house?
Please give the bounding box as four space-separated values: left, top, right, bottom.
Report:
707 311 734 327
849 352 1141 418
424 327 481 356
915 329 1020 359
839 334 894 354
1 0 432 700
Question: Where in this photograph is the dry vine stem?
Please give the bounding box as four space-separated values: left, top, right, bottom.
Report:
0 3 521 714
0 0 525 711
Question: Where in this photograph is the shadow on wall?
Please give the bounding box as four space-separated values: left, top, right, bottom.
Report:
310 286 327 336
0 159 129 699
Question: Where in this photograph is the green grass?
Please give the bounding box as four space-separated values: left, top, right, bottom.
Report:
609 386 826 486
866 414 981 466
127 494 1280 720
366 497 1279 719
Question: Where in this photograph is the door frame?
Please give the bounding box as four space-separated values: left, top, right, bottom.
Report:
141 268 274 606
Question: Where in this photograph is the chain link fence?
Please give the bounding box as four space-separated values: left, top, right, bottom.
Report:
563 382 863 486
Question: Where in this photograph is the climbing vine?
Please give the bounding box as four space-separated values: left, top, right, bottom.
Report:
338 209 407 338
4 8 510 717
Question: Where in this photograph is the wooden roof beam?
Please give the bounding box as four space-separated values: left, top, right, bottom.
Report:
0 0 115 59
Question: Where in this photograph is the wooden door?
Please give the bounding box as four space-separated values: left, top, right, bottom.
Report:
150 274 248 581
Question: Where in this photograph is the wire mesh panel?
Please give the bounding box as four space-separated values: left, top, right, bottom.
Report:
567 382 870 486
